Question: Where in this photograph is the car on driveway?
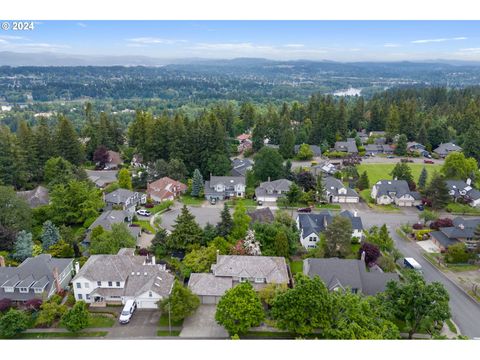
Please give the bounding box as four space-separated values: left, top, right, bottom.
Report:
387 155 394 159
424 159 434 164
136 209 151 216
210 198 217 205
416 204 424 211
119 299 137 324
297 207 312 213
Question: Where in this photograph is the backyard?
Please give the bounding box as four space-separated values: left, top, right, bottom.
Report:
357 163 442 186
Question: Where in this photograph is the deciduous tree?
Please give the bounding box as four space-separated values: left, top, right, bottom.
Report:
160 280 200 322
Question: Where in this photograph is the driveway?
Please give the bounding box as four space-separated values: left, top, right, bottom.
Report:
417 240 441 253
137 233 154 249
106 309 160 339
161 206 222 231
179 305 228 339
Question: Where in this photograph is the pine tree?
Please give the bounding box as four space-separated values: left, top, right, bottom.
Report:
168 205 203 251
55 115 84 165
216 204 233 238
463 121 480 163
385 105 400 142
425 172 450 210
13 231 34 261
279 128 295 159
394 134 408 156
357 171 370 191
191 169 204 197
418 167 428 191
274 231 290 258
315 175 326 202
17 121 39 182
118 168 132 190
34 117 54 173
41 220 61 250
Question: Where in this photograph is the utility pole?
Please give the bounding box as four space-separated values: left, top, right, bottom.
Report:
168 302 172 335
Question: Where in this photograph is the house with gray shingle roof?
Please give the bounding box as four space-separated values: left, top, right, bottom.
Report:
104 188 146 214
433 142 462 158
446 179 480 207
334 138 358 154
231 158 253 177
204 176 246 201
86 169 118 188
188 254 290 304
324 176 359 203
247 207 275 224
16 186 50 208
294 144 322 157
371 180 421 207
72 248 174 308
85 210 140 243
430 217 480 251
365 144 394 155
255 178 292 202
303 258 399 295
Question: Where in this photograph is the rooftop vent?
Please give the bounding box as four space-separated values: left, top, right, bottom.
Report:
156 276 162 281
131 272 135 275
136 272 140 276
144 272 147 276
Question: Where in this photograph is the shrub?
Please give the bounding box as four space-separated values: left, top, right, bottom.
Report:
0 298 13 312
445 243 474 264
430 218 454 230
137 248 149 256
412 223 424 230
377 255 396 272
358 242 381 265
415 229 432 241
24 299 43 311
144 203 154 208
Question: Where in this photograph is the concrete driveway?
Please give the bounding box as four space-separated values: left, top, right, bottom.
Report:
179 305 228 339
106 309 160 339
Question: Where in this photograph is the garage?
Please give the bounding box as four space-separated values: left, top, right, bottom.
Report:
200 295 220 305
188 273 232 304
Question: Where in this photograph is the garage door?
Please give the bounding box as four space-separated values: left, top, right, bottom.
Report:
137 300 158 309
201 296 217 305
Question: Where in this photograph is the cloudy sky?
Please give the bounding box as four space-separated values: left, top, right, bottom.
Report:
1 20 479 61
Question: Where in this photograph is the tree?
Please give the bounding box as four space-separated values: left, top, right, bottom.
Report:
230 203 251 241
418 167 428 191
61 301 90 333
358 242 381 265
279 128 295 159
364 225 394 252
13 231 33 261
149 227 168 256
41 220 61 250
324 216 352 258
168 205 203 251
182 245 217 274
296 171 316 192
274 231 290 258
425 172 450 210
35 300 67 327
390 162 414 188
315 175 326 203
191 169 203 197
216 203 233 238
296 143 314 160
463 121 480 163
55 115 84 165
445 243 474 263
93 145 109 169
286 183 302 206
271 274 332 336
167 158 188 182
441 152 478 180
252 147 284 181
215 282 265 336
258 283 288 307
357 171 369 191
0 309 29 338
242 229 262 256
43 157 76 188
394 134 408 156
385 105 400 142
0 186 32 251
419 209 438 226
118 168 132 190
382 271 450 339
160 280 200 322
90 223 136 255
207 153 231 176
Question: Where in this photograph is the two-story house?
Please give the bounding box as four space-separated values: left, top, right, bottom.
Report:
104 188 147 214
204 176 246 201
334 138 358 154
407 142 429 156
147 177 187 203
446 179 480 207
430 217 480 252
188 254 290 304
255 178 292 202
324 176 359 203
72 248 174 308
433 142 462 158
371 180 421 207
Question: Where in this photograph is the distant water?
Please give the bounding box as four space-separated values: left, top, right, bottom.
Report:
333 87 362 96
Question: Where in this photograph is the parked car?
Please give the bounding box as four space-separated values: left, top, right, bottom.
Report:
257 200 263 206
416 204 424 211
401 158 414 163
424 159 434 164
297 207 312 213
387 155 394 159
136 209 151 216
119 300 137 324
210 198 217 205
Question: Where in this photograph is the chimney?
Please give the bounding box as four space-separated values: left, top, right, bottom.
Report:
74 261 80 273
52 267 61 293
353 210 358 217
151 256 156 265
361 251 366 262
0 255 5 267
268 176 271 183
467 178 472 186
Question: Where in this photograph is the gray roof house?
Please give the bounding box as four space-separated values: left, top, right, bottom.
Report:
231 158 253 177
297 210 364 249
334 138 358 153
204 176 246 201
365 144 394 155
255 178 292 202
446 179 480 207
86 169 118 188
0 254 74 302
188 254 290 304
85 210 140 243
16 186 50 208
433 143 462 158
324 176 359 203
311 161 338 176
303 258 399 295
247 207 275 224
371 180 421 207
431 217 480 251
104 189 147 213
72 248 174 308
294 144 322 157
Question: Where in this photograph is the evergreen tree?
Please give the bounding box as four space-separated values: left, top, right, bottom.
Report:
230 203 251 241
17 121 39 182
252 147 285 181
159 280 200 322
357 171 370 191
168 205 203 251
55 115 84 165
286 183 302 206
118 168 132 190
216 203 233 238
13 230 34 261
324 216 352 258
315 175 326 203
394 134 408 156
61 301 90 333
385 105 400 142
191 169 204 197
167 158 188 182
418 167 428 191
274 231 290 258
425 172 450 210
279 128 295 159
41 220 61 250
463 121 480 163
34 117 54 174
390 162 415 189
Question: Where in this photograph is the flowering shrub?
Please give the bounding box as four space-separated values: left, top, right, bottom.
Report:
430 218 454 230
24 298 43 311
412 223 424 230
0 298 13 312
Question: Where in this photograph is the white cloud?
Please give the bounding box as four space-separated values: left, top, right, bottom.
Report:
458 48 480 54
127 37 186 45
411 37 467 44
283 43 304 48
191 42 274 51
384 43 400 48
77 22 87 28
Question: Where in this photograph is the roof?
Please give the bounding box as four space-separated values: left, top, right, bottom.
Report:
365 144 394 153
107 150 122 165
324 177 359 198
236 133 251 141
304 258 399 295
86 170 118 188
294 144 322 157
247 207 275 224
208 176 245 187
430 231 460 248
188 273 232 296
86 210 140 241
434 143 462 155
212 255 289 285
147 177 187 201
255 179 292 199
104 189 144 205
334 139 358 153
446 180 480 201
231 158 253 177
437 217 480 240
373 180 414 199
16 186 49 208
297 210 363 237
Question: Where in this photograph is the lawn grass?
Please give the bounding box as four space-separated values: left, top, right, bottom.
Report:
158 314 184 327
132 220 156 234
445 263 480 272
87 314 115 328
180 195 205 206
445 202 480 215
290 260 303 275
150 200 174 214
157 330 181 336
225 198 258 207
446 319 458 334
357 163 442 186
17 331 108 339
314 203 341 210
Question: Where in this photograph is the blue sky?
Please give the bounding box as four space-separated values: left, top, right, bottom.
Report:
1 21 480 61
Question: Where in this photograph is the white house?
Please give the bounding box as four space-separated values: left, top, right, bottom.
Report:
204 176 246 201
371 180 421 207
324 176 359 203
255 178 292 202
446 179 480 207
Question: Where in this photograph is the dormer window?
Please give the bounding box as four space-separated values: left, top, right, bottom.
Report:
19 287 29 293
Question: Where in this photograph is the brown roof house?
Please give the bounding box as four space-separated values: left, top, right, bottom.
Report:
104 150 123 170
16 186 50 208
188 254 290 304
147 177 188 203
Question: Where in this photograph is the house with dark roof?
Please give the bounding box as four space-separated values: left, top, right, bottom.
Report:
356 130 369 144
104 189 146 214
85 210 140 243
433 143 462 158
371 180 421 207
86 169 118 188
0 254 73 303
294 144 322 157
147 177 187 203
16 186 50 208
255 178 292 202
446 179 480 207
303 258 399 295
204 176 246 201
430 217 480 251
104 150 123 170
365 144 394 156
247 207 275 224
407 142 429 156
311 161 338 176
72 248 174 308
334 138 358 154
324 176 359 203
231 158 253 177
296 210 364 249
188 254 290 304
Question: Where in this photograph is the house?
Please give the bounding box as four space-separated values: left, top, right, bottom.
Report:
16 186 50 208
369 131 386 138
72 248 174 308
0 254 73 303
311 161 338 176
255 178 292 202
374 137 386 145
303 258 399 295
356 130 369 144
247 207 275 224
365 144 394 156
86 169 118 188
104 150 123 170
434 143 462 158
407 142 429 156
324 176 360 203
446 179 480 207
204 176 246 201
371 180 421 207
104 189 147 214
296 210 364 249
237 134 253 153
131 154 146 168
430 217 480 251
294 144 322 157
188 254 290 304
231 158 253 177
85 210 140 243
334 138 358 154
147 177 188 203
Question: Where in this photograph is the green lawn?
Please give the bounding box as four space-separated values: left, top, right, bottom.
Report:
446 202 480 215
290 260 303 275
357 163 442 186
158 314 184 327
132 220 156 234
359 189 401 212
87 314 115 328
225 198 258 207
445 263 480 272
157 330 181 336
17 331 108 339
179 195 205 206
150 200 174 214
314 203 341 210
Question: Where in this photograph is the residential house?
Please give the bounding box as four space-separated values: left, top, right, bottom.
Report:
237 134 253 153
371 180 421 207
16 186 50 208
147 177 187 203
430 217 480 251
188 254 290 304
311 161 338 176
374 137 386 145
72 248 174 308
247 207 275 224
255 178 292 202
204 176 246 201
131 154 146 168
365 144 394 156
0 254 73 303
434 143 462 158
104 150 123 170
334 138 358 154
85 210 140 243
303 258 399 295
294 144 322 157
446 179 480 207
407 142 429 156
369 131 386 138
296 210 364 249
86 169 118 188
356 130 369 144
104 189 147 214
324 176 360 203
231 158 253 177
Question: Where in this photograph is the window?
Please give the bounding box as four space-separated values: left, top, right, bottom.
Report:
108 281 113 287
239 277 247 283
254 278 265 284
97 281 101 286
19 287 28 293
78 294 83 300
149 291 152 297
76 282 81 289
34 288 43 294
4 287 14 293
84 282 89 288
116 282 120 287
86 294 91 300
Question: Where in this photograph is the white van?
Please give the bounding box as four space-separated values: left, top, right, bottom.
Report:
119 300 137 324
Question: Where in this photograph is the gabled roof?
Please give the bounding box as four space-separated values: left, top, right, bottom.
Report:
434 142 462 155
188 273 232 296
86 210 140 241
208 176 245 187
297 210 363 237
334 138 358 153
147 177 187 201
438 217 480 239
255 179 292 199
107 150 123 165
16 186 49 208
430 231 460 248
446 180 480 201
105 189 144 205
231 158 253 177
373 180 414 198
247 207 275 224
86 170 118 188
324 177 359 198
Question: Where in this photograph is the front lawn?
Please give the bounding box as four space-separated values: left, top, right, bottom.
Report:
150 200 174 214
158 314 184 327
290 260 303 275
17 331 108 339
357 163 442 186
314 203 341 210
157 330 181 336
180 195 205 206
87 314 115 328
445 263 480 272
445 202 480 215
132 220 156 234
225 198 258 207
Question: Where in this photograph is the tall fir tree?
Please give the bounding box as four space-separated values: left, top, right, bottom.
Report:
191 169 204 197
41 220 61 250
385 105 400 142
279 128 295 159
13 231 34 261
357 171 370 191
216 203 233 238
425 172 450 210
168 205 203 251
418 167 428 191
394 134 408 156
55 115 84 165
